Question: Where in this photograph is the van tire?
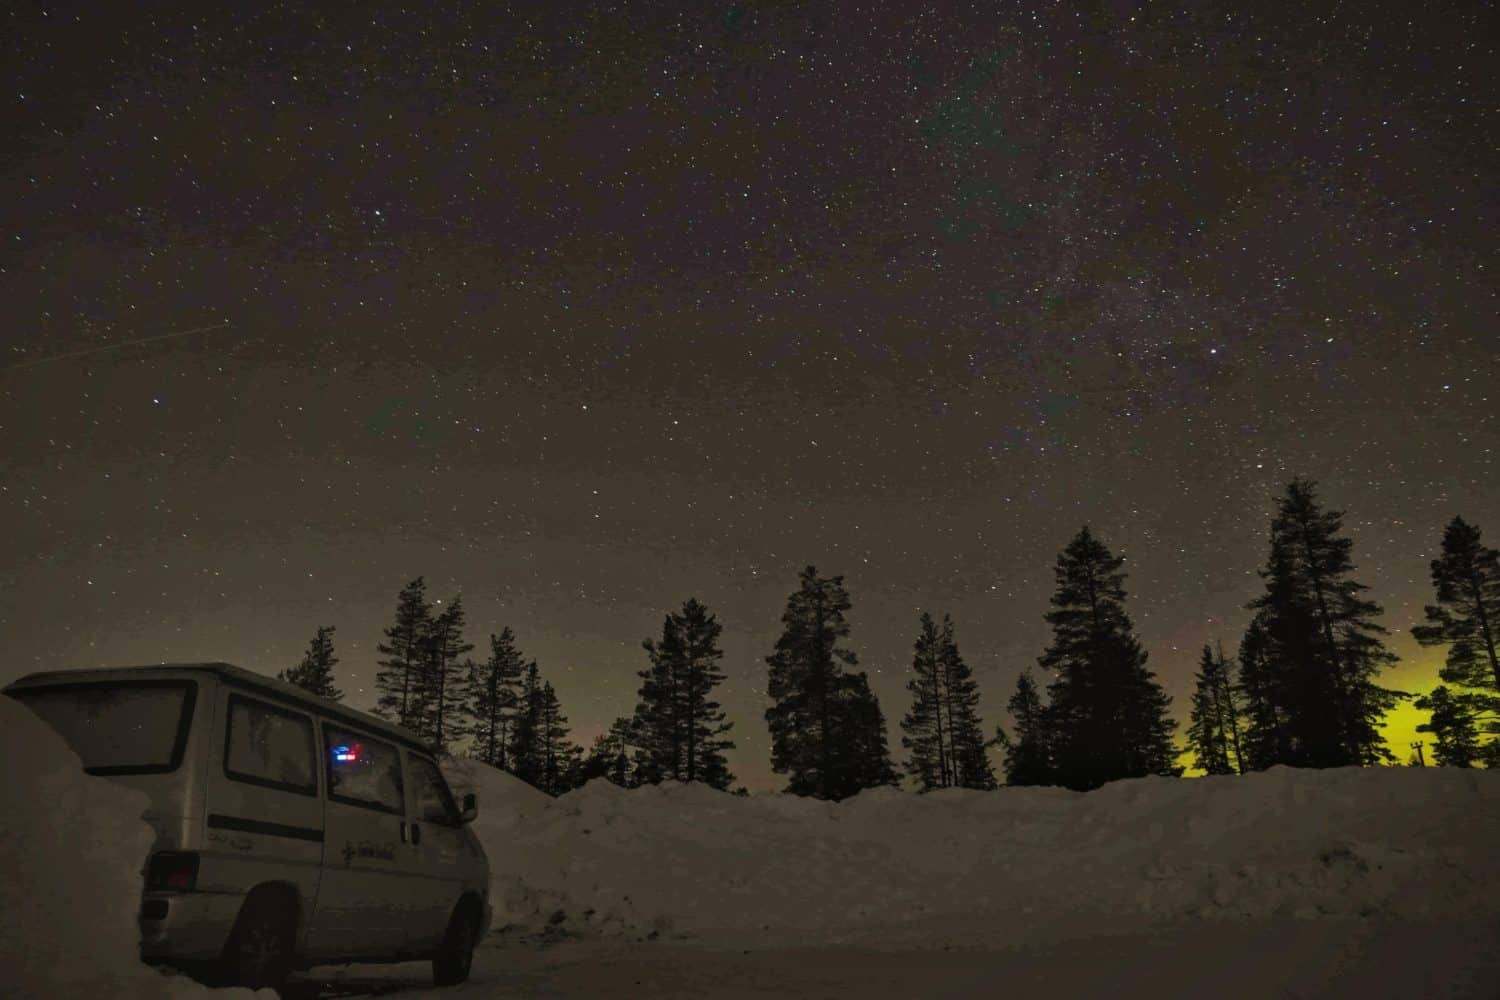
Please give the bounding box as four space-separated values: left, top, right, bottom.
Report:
432 901 478 986
221 891 296 990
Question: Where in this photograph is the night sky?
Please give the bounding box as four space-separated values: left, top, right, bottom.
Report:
4 2 1495 788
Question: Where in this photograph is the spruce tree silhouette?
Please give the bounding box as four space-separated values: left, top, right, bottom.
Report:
1038 527 1179 789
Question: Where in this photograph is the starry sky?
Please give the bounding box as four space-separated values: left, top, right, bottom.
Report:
3 1 1496 788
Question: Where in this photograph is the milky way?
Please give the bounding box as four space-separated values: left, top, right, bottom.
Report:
4 2 1495 786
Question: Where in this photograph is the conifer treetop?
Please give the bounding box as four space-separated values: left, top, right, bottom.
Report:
1413 515 1500 693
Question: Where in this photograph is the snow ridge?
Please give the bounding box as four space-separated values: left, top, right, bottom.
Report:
445 760 1499 941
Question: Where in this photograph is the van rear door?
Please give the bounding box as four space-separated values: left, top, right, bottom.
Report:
11 678 197 776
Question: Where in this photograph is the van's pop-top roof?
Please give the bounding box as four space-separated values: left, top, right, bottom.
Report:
4 661 429 752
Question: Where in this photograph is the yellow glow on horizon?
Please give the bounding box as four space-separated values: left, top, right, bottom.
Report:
1179 634 1462 775
1378 633 1449 766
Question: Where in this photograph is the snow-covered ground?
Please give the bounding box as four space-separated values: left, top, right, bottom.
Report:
443 756 1499 938
295 916 1500 999
4 688 1497 999
415 755 1500 998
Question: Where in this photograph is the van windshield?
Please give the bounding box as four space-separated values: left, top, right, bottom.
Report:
11 680 195 774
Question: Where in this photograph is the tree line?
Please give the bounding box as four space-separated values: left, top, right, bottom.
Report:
1165 482 1499 776
274 478 1500 796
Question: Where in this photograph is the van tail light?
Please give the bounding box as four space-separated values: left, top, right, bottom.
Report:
145 851 199 891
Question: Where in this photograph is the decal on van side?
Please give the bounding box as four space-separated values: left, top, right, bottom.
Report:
340 840 397 864
207 830 254 852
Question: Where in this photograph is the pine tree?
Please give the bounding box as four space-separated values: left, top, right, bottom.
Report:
1237 611 1293 771
1412 517 1500 760
501 660 582 794
1248 479 1403 766
610 715 645 786
1414 686 1484 767
1483 738 1500 769
1186 645 1242 775
900 612 950 790
826 671 899 797
579 717 640 787
631 599 736 788
279 625 343 700
1413 517 1500 691
536 681 581 796
633 613 684 785
373 577 432 731
418 597 474 756
901 613 995 791
940 616 997 790
676 599 736 788
1186 674 1226 774
998 669 1052 785
1212 642 1246 773
461 628 527 770
695 729 736 790
1038 527 1180 790
578 732 620 786
764 566 896 799
509 663 544 788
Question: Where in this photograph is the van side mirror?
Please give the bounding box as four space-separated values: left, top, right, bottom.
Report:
459 792 478 824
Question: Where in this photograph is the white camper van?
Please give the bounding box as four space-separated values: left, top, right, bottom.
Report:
4 662 492 990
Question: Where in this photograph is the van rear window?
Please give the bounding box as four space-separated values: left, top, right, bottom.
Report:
11 681 195 775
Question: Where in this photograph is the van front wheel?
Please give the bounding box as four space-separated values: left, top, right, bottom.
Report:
432 902 478 986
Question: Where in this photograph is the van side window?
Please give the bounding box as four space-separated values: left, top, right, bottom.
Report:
224 694 317 795
408 754 460 826
324 726 403 813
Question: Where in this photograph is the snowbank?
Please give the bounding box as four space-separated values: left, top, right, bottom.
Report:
0 696 261 1000
441 756 568 930
442 755 553 831
459 764 1500 941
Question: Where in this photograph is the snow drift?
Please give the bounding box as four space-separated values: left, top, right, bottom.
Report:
0 696 262 1000
3 684 1492 1000
448 761 1500 942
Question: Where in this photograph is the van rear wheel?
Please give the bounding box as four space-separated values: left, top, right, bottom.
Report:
432 902 478 986
221 893 295 990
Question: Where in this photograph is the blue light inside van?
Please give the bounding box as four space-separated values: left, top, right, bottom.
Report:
333 744 359 762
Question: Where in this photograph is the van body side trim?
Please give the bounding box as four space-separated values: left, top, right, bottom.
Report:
206 813 324 843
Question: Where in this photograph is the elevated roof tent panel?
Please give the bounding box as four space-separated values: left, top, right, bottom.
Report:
5 661 428 753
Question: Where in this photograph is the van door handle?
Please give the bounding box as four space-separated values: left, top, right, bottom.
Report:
411 822 422 846
400 821 407 844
